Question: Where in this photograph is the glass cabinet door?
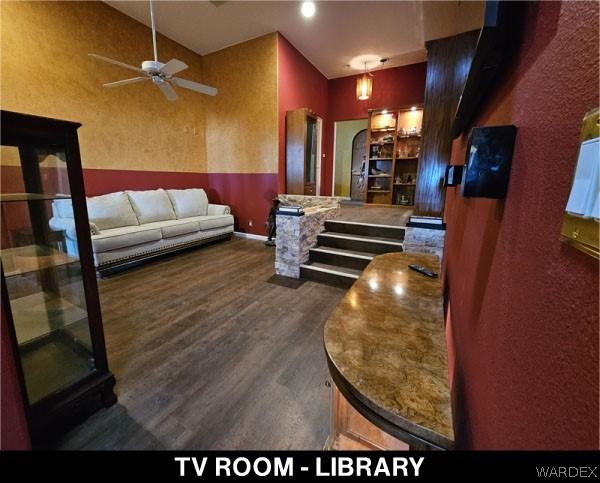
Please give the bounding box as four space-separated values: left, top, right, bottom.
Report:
305 116 317 185
1 144 96 405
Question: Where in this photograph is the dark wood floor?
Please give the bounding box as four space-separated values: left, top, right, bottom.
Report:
337 202 413 226
54 238 346 450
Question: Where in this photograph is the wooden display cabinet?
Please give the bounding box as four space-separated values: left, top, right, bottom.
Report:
366 106 424 206
0 110 116 445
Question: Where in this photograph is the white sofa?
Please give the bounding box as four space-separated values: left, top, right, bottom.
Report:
49 188 233 275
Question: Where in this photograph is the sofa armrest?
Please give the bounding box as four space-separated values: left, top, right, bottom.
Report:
207 204 231 215
49 217 101 238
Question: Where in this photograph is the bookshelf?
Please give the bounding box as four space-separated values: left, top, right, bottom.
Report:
365 106 424 206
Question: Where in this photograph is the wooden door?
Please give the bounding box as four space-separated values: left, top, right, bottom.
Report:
350 129 367 201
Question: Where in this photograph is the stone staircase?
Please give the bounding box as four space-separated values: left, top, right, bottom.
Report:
300 220 405 288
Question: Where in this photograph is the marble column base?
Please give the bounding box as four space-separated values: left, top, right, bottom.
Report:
275 206 340 278
402 226 446 260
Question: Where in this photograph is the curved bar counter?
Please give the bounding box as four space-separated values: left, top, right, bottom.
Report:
324 252 454 450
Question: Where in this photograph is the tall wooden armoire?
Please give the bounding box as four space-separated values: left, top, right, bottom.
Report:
285 108 318 195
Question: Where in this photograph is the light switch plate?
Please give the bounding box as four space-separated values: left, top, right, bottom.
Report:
560 107 599 259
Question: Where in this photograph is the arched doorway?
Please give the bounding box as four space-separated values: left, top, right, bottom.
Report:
350 129 367 201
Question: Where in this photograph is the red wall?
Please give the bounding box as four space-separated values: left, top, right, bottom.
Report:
277 33 329 194
1 304 31 450
324 63 427 195
443 0 599 449
83 169 276 235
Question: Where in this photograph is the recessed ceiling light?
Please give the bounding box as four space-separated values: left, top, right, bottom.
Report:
410 106 417 111
301 1 316 18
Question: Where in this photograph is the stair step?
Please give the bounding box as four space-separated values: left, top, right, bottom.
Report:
317 231 403 254
300 262 360 288
325 219 405 240
309 246 375 270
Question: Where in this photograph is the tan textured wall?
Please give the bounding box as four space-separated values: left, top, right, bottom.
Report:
202 33 278 174
0 1 207 173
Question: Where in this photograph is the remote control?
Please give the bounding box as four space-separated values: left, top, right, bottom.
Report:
408 264 438 278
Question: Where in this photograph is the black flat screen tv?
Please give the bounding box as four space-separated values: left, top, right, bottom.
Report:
451 1 523 138
462 125 517 199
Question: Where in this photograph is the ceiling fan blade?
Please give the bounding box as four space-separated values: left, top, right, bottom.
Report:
157 81 178 101
160 59 188 76
103 77 149 88
89 53 144 73
171 77 218 96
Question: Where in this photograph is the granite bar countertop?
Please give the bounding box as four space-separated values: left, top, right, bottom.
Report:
324 252 454 449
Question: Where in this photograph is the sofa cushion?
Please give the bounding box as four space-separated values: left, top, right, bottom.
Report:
196 215 234 231
161 220 200 238
141 219 201 239
126 189 176 224
87 192 139 230
91 225 162 253
167 189 209 218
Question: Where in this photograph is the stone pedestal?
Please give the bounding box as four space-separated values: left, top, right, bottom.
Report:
275 205 340 278
403 227 446 260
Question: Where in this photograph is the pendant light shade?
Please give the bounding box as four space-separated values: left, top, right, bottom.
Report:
356 73 373 101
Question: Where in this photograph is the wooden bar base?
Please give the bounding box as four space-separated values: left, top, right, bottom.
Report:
325 382 409 451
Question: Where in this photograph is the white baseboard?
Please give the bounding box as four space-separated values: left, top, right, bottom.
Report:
234 231 268 242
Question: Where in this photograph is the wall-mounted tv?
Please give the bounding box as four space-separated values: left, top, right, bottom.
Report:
451 1 523 138
462 125 517 199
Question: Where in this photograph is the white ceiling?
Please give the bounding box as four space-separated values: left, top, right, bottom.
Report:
105 0 484 79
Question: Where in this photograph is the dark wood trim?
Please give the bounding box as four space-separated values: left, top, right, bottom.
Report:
414 31 479 217
63 127 110 373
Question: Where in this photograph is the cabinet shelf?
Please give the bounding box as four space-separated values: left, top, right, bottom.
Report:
368 189 391 193
1 244 79 277
369 157 394 161
1 193 71 202
368 174 392 178
393 183 416 186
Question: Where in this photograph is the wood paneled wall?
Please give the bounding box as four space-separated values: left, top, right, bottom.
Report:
414 31 479 216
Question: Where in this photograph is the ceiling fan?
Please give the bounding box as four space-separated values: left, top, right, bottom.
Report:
89 0 217 100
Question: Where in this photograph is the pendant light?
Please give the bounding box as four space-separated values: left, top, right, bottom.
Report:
356 62 372 101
